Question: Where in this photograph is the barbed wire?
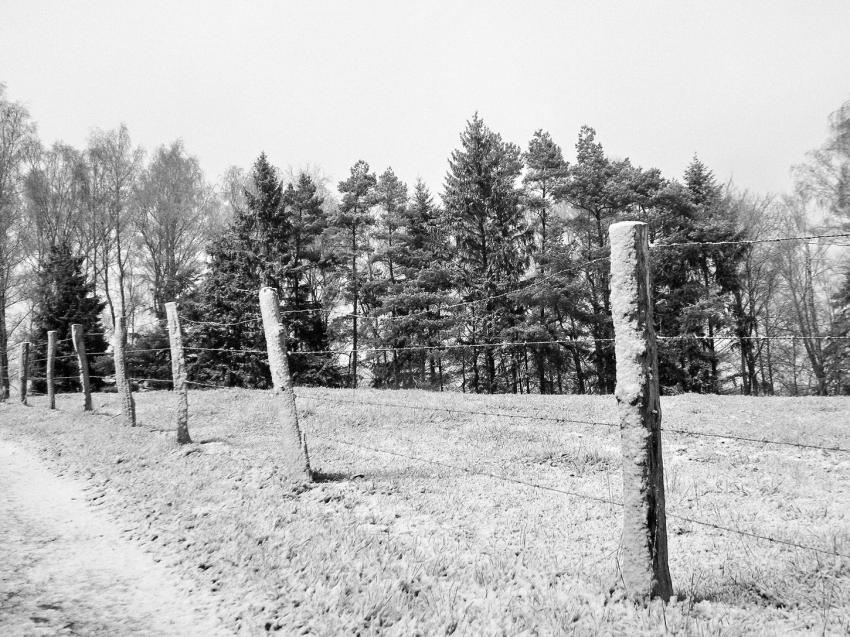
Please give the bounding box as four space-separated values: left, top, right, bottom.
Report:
660 426 850 453
182 316 261 328
171 334 850 361
300 392 850 454
651 232 850 249
308 430 850 559
185 346 268 355
11 333 850 377
186 379 234 390
299 393 620 430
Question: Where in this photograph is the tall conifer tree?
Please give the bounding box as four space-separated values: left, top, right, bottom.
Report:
30 243 108 391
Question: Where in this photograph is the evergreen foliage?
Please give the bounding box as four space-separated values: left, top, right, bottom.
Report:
443 113 530 393
30 243 108 392
185 154 340 388
328 160 377 387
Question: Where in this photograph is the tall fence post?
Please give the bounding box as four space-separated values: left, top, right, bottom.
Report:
47 330 57 409
259 287 311 481
18 341 29 405
609 220 672 602
71 323 93 412
0 355 7 402
165 302 191 444
112 316 136 426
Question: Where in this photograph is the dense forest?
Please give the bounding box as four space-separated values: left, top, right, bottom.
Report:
1 83 848 396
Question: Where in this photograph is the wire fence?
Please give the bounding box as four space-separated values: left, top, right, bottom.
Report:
7 364 850 563
3 230 850 572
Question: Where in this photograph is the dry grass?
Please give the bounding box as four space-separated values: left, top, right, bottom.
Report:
1 388 849 635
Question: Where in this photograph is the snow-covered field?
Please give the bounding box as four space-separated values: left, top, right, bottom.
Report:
1 389 848 635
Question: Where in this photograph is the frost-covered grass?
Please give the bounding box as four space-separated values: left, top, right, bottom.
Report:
1 389 849 635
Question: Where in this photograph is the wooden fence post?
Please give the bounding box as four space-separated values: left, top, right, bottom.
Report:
609 220 672 602
165 302 191 444
18 341 29 405
259 287 311 481
112 316 136 426
71 323 93 412
47 330 57 409
0 355 7 402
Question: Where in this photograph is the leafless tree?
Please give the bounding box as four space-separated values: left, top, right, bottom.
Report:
0 85 38 398
85 124 144 329
133 140 219 318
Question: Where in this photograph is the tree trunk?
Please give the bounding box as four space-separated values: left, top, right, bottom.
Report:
350 225 360 389
0 290 8 401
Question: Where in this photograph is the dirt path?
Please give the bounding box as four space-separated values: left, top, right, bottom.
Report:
0 439 228 636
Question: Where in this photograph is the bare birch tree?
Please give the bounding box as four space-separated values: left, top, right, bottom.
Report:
0 84 37 398
85 125 144 329
133 140 218 318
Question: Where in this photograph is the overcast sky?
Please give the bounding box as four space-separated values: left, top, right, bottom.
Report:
2 1 849 198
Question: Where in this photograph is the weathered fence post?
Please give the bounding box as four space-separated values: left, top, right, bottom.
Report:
71 323 93 412
259 287 311 481
609 220 672 602
165 302 191 444
0 356 7 402
18 341 29 405
112 316 136 426
47 330 57 409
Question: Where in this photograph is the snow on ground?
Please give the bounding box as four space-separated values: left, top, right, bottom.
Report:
0 389 848 635
0 438 227 636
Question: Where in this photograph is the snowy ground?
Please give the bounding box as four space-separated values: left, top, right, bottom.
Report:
0 439 227 636
0 389 848 635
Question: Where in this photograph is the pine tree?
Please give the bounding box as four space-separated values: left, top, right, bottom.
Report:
443 114 529 393
368 168 409 387
828 269 850 393
30 243 108 392
186 154 341 387
281 173 340 385
522 130 573 393
651 158 747 393
378 179 454 388
328 160 377 387
557 126 636 393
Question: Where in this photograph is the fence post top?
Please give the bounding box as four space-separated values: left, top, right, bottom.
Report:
259 286 278 299
610 220 646 232
165 301 177 310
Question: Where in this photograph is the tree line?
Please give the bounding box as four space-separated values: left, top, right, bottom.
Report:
1 82 848 396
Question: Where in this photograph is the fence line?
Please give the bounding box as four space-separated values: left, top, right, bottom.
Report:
20 374 849 454
7 227 850 599
299 393 621 430
307 429 850 559
651 231 850 249
306 392 850 454
158 334 850 361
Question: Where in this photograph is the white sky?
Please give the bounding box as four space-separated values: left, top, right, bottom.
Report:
2 1 849 198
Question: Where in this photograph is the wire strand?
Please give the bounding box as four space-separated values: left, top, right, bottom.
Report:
651 232 850 248
309 430 850 559
302 393 850 454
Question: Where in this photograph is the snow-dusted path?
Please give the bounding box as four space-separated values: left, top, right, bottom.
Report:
0 439 228 636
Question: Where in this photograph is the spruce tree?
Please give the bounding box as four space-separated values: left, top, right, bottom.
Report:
522 130 573 393
378 179 454 388
281 173 340 385
369 167 408 387
443 114 529 393
187 156 341 387
30 243 108 392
